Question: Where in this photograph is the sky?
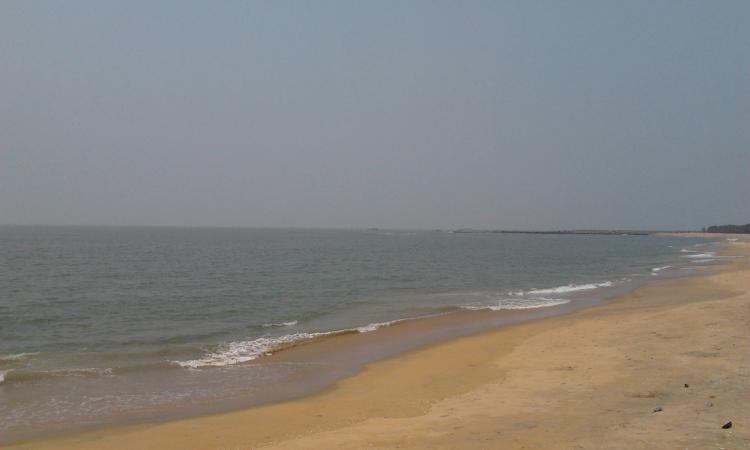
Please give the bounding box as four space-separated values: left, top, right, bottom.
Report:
1 1 748 230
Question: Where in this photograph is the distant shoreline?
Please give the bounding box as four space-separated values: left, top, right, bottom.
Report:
0 224 713 235
449 229 653 235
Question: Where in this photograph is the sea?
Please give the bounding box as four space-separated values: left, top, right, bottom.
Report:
0 225 724 440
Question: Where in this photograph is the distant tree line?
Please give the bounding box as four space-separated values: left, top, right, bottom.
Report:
701 223 750 234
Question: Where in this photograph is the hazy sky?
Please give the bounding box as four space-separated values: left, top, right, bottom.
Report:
2 1 748 230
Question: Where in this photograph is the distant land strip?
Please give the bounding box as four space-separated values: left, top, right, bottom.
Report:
448 229 653 235
446 223 749 235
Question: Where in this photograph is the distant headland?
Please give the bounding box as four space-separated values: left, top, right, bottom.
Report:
446 224 750 235
702 223 750 234
448 229 651 235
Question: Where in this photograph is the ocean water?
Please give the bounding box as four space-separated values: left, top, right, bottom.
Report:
0 226 721 440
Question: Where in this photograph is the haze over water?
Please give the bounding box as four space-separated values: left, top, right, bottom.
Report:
2 1 748 230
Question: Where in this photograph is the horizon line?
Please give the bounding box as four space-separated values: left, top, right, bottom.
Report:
0 223 703 233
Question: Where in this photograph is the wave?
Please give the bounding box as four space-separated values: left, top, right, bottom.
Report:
173 330 358 368
651 266 671 275
174 314 449 369
462 297 570 311
0 362 183 386
355 317 424 333
0 352 40 361
526 281 613 295
173 278 630 369
0 367 112 385
681 252 716 259
261 320 298 328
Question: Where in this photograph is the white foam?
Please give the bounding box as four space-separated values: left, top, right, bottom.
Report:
681 248 701 253
651 266 671 275
0 352 39 361
175 317 427 369
727 238 739 241
681 252 716 259
0 370 7 385
689 255 742 263
355 313 451 333
462 298 570 311
356 319 404 333
261 320 298 328
526 281 613 295
174 332 338 368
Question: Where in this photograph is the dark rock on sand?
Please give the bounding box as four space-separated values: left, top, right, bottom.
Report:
653 406 663 413
722 421 732 429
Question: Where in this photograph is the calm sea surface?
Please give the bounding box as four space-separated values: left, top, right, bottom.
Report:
0 226 720 440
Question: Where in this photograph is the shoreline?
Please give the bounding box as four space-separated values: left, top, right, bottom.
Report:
1 277 643 443
7 235 749 449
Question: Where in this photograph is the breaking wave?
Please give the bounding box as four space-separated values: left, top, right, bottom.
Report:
681 252 716 259
261 320 298 328
174 316 434 369
526 281 614 295
651 266 671 275
461 297 570 311
0 352 40 362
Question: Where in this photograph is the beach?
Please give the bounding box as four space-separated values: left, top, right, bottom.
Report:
7 235 748 449
5 0 747 447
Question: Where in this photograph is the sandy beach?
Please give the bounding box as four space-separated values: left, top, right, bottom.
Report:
8 236 749 450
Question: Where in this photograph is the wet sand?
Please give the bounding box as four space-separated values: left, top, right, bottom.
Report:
8 236 749 449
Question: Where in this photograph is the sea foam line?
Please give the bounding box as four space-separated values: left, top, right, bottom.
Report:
526 281 613 295
461 298 570 311
681 252 716 259
651 266 671 275
355 317 417 333
173 332 343 368
175 277 626 369
174 317 431 369
0 352 40 361
261 320 298 328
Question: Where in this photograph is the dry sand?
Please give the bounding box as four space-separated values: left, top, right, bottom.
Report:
9 236 749 449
